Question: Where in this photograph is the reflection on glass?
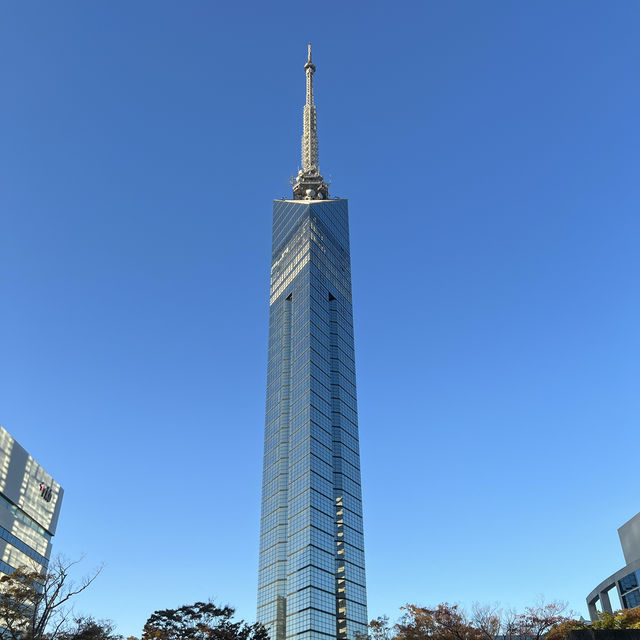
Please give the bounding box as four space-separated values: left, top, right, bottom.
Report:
619 571 639 595
258 200 367 640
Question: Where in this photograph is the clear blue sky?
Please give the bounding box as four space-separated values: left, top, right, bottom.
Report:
1 1 639 636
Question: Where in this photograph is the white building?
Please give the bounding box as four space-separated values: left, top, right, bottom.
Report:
0 426 63 575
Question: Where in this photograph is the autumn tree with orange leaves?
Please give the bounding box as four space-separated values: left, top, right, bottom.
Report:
370 600 575 640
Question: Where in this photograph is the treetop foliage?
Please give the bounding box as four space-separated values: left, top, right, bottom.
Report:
546 608 640 640
58 617 122 640
373 601 640 640
0 560 266 640
4 560 638 640
140 601 268 640
395 603 482 640
371 600 574 640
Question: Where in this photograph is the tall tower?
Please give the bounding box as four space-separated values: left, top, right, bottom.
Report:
257 46 368 640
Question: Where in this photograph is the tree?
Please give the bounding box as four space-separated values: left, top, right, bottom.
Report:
545 620 587 640
514 600 571 640
370 616 393 640
0 558 103 640
372 599 574 640
59 617 122 640
470 604 503 640
546 607 640 640
591 608 640 630
394 603 483 640
141 601 268 640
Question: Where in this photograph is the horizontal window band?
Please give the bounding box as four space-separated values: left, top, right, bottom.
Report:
0 525 49 567
0 559 16 575
286 542 336 560
0 494 52 540
284 583 339 598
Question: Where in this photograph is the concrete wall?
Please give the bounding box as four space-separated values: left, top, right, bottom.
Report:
619 513 640 565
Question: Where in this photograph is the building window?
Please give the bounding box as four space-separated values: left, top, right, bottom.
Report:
619 571 639 595
622 589 640 609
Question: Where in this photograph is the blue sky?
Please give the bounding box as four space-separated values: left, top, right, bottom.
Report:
1 1 639 636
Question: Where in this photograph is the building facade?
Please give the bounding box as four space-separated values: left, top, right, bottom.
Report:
0 425 63 577
257 46 367 640
587 512 640 619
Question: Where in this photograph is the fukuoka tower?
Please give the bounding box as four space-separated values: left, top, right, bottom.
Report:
257 45 368 640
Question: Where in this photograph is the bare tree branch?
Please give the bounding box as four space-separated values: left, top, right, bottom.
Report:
0 557 104 640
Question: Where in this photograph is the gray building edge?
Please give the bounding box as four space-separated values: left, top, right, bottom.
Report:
586 558 640 621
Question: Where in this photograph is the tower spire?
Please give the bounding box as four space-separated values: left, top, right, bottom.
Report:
302 43 317 171
293 43 329 200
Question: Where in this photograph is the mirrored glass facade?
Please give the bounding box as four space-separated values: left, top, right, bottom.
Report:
258 199 367 640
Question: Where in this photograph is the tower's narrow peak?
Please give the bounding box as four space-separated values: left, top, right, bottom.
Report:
293 44 329 200
302 43 317 172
